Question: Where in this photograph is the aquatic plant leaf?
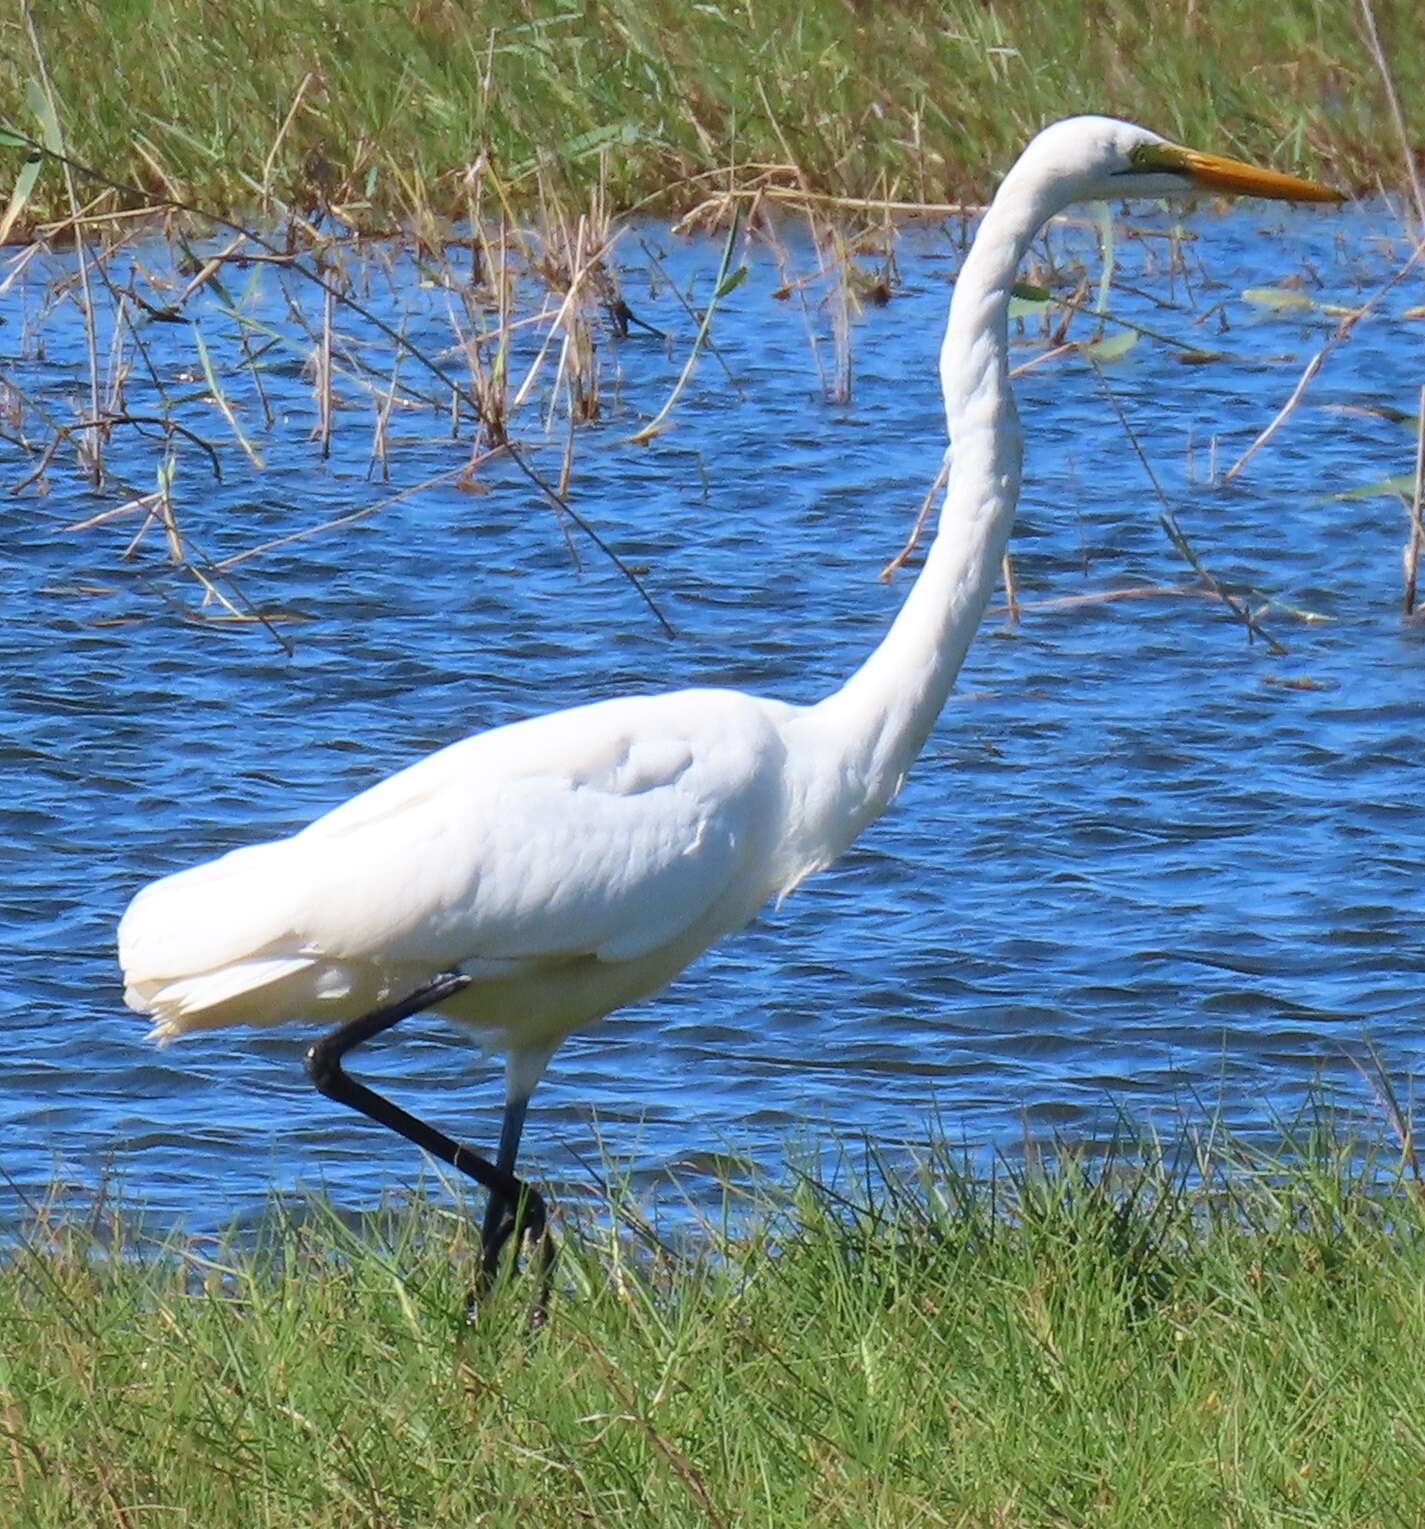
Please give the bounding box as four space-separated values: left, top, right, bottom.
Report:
1330 473 1415 502
24 79 63 155
141 111 219 161
1242 285 1359 319
627 205 741 445
1322 402 1420 430
193 327 264 469
1008 282 1052 320
1082 329 1138 362
1241 286 1313 310
0 152 42 244
558 122 639 162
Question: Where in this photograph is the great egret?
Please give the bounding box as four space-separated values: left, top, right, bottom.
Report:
119 117 1340 1308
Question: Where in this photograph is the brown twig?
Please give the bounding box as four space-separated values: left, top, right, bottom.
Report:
11 413 222 496
1087 353 1286 654
880 454 951 581
1223 241 1425 486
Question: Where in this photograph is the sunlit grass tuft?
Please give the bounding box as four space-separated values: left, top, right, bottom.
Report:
0 0 1416 231
6 1124 1425 1524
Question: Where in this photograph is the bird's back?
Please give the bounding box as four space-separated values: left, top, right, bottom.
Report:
121 687 801 1045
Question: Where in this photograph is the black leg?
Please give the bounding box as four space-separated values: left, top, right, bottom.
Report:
304 973 553 1322
475 1091 557 1326
479 1093 528 1264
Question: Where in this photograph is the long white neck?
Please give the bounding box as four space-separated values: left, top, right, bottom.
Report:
788 166 1055 864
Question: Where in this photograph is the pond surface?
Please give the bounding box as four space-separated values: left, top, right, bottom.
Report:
3 197 1423 1232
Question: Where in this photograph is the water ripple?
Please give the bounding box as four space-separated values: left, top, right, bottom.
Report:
2 203 1422 1230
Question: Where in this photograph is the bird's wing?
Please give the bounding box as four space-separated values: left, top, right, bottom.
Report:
304 692 783 968
123 690 788 987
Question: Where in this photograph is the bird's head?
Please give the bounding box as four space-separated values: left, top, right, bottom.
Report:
1009 115 1344 210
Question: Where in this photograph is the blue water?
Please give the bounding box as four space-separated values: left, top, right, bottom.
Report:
3 200 1422 1230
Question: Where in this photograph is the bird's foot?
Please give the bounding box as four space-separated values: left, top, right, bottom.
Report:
461 1210 556 1331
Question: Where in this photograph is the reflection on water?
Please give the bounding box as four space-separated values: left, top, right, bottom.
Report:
2 202 1422 1230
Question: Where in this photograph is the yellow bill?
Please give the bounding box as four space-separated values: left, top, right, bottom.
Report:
1134 141 1345 203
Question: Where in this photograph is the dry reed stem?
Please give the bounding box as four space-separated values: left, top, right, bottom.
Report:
63 489 161 535
510 224 620 415
100 300 130 418
1357 0 1425 232
120 501 161 560
1405 385 1425 615
156 454 181 563
316 286 333 458
192 327 263 469
627 208 744 446
0 241 44 297
172 234 247 309
985 584 1264 618
30 203 161 235
210 466 469 573
880 454 950 581
1009 341 1077 380
672 185 1150 241
1001 553 1020 625
23 1 101 483
545 219 584 433
1221 348 1327 487
754 210 830 399
366 342 404 483
556 402 575 500
262 71 316 208
822 221 855 404
1223 240 1425 487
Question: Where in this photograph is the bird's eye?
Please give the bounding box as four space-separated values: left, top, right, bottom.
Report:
1111 143 1163 177
1114 141 1191 179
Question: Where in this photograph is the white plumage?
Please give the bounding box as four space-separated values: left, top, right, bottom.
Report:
118 119 1339 1279
121 689 800 1077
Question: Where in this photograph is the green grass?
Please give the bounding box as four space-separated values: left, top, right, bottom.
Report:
0 0 1418 230
6 1131 1425 1525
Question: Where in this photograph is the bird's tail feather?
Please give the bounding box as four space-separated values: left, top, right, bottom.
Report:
131 955 320 1042
119 835 338 1038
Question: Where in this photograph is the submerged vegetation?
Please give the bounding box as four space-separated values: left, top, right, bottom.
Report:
0 0 1421 229
6 1130 1425 1525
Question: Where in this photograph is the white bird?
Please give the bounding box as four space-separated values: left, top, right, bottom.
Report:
119 118 1340 1310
